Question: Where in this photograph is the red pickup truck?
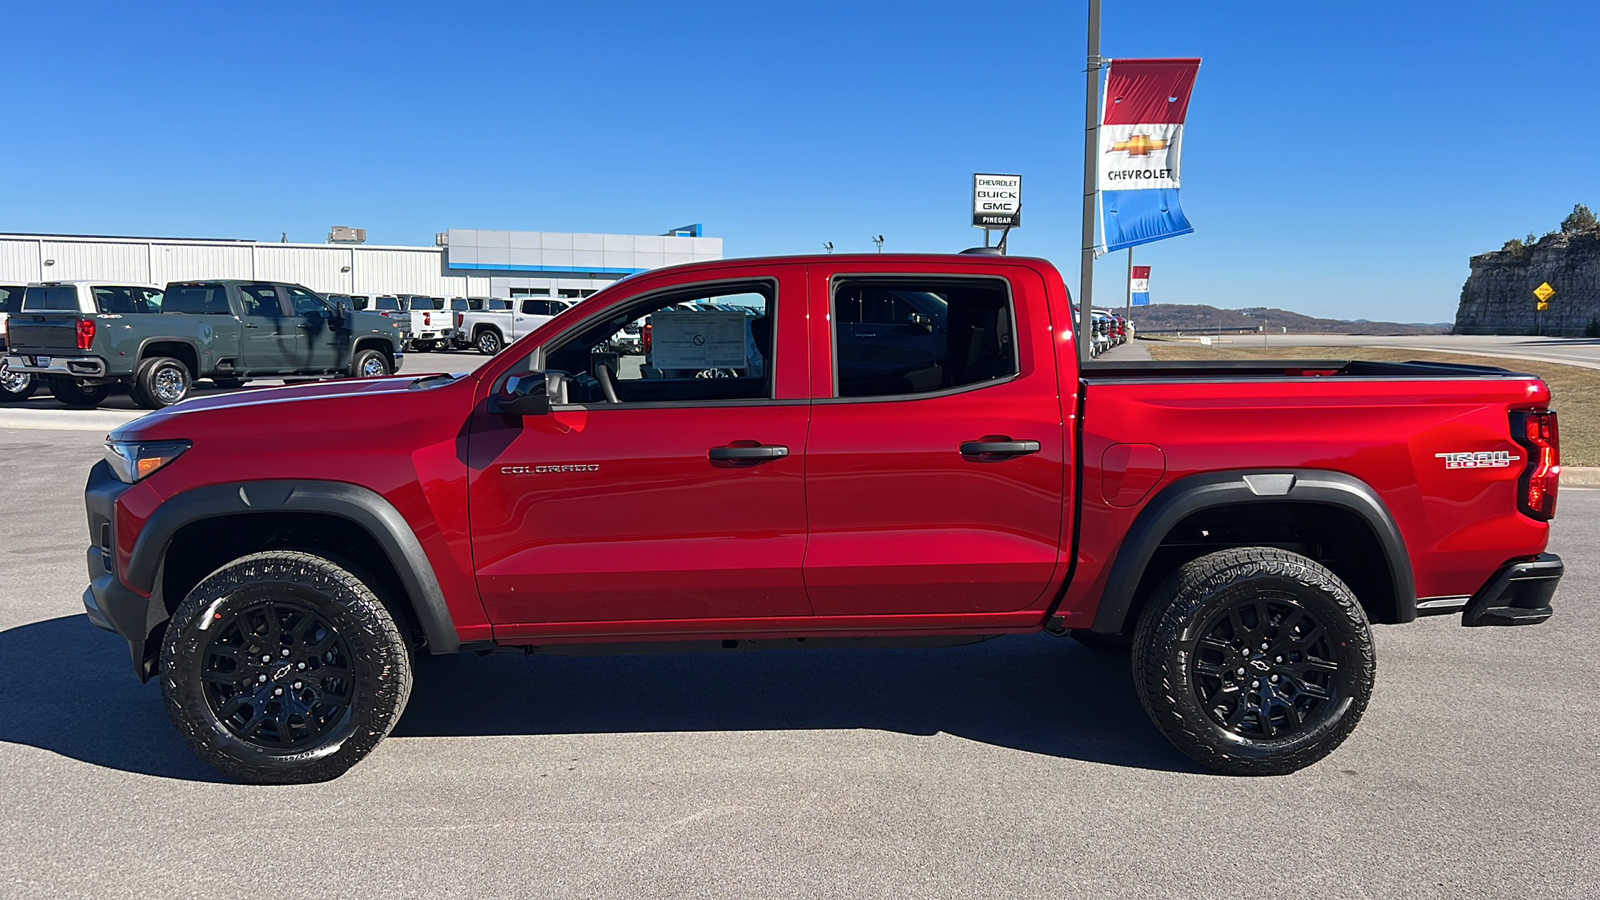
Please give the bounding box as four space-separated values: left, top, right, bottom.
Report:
83 253 1564 784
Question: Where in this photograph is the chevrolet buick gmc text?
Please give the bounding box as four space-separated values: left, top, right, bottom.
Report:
82 254 1564 783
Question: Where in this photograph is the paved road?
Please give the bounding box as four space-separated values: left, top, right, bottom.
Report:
1176 333 1600 371
1 431 1595 899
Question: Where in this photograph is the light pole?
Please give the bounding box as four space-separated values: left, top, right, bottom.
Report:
1079 0 1103 365
871 235 885 253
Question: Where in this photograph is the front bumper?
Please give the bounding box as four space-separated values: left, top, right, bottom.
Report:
1461 553 1562 627
4 353 107 377
82 460 163 680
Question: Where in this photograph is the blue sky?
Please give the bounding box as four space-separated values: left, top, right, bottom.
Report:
4 0 1596 323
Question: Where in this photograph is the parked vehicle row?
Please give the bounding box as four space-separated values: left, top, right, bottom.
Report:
1087 308 1134 357
3 280 409 408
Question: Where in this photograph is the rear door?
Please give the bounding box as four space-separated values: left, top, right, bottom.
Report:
284 285 346 370
802 264 1068 616
468 266 811 630
237 283 290 369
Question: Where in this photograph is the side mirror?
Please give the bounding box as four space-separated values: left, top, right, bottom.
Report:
493 372 554 417
330 299 352 321
908 312 933 333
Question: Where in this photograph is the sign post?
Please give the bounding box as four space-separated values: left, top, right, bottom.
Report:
1534 282 1554 335
972 174 1022 250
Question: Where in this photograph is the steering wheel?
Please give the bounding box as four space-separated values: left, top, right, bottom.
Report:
594 363 620 403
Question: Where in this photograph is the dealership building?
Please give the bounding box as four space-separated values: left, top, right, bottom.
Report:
0 225 722 300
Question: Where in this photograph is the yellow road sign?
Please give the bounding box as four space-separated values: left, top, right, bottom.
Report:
1538 300 1550 311
1534 282 1556 302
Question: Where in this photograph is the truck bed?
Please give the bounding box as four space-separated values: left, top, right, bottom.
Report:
1080 358 1532 382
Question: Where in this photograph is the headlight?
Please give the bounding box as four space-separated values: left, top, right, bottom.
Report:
103 439 191 483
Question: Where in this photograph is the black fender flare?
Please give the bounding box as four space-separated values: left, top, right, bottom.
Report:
1088 468 1416 634
135 337 204 377
349 335 399 368
127 479 460 655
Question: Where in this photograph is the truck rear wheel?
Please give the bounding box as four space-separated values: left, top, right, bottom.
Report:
0 359 35 402
130 356 192 409
475 328 502 356
159 551 413 784
1132 547 1375 775
48 376 112 408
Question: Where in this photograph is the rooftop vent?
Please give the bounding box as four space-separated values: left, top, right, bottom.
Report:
329 226 367 244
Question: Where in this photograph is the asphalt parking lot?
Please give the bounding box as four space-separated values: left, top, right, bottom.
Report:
1 415 1597 898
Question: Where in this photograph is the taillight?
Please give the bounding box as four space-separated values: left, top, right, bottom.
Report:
423 312 432 326
1512 409 1560 521
76 319 96 350
643 323 653 356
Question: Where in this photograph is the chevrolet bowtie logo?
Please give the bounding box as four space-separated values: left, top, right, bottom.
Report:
1108 134 1169 156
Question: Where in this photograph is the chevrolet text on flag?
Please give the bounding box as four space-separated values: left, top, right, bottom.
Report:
1131 265 1151 306
1098 58 1201 254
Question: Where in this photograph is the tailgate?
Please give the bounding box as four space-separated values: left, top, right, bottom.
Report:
7 313 86 352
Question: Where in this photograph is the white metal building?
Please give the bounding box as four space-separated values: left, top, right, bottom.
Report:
0 225 723 300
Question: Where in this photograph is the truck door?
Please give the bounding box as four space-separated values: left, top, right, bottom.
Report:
237 284 291 370
802 268 1068 616
467 268 812 630
284 286 347 371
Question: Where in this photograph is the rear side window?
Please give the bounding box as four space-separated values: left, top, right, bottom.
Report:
239 284 284 317
832 279 1017 398
375 297 404 311
0 287 22 314
164 284 230 314
23 286 79 310
91 287 162 314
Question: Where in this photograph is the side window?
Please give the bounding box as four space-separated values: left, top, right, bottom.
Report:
287 287 329 316
537 283 774 406
832 279 1016 398
240 285 284 317
163 284 228 314
132 288 163 313
92 287 137 314
0 287 22 315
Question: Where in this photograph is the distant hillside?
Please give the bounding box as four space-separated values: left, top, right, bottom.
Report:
1128 304 1450 335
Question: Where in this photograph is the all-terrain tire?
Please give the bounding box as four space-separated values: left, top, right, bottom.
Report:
475 328 503 356
159 551 413 784
48 376 112 408
130 356 192 409
1132 547 1375 776
350 348 391 378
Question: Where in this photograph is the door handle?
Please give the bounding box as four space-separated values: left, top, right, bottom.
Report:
709 444 789 462
960 440 1041 459
855 333 878 339
296 322 315 329
243 323 259 328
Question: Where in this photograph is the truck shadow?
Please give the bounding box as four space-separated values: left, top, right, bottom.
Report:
0 616 1197 780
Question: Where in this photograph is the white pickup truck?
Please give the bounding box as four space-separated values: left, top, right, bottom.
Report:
399 296 454 352
455 297 575 355
1 284 30 400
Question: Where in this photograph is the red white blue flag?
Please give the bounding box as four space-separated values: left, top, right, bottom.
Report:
1131 265 1151 306
1099 58 1201 253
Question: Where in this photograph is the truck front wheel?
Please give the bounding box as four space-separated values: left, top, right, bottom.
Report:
48 376 112 408
159 551 413 784
351 349 391 378
1132 547 1375 775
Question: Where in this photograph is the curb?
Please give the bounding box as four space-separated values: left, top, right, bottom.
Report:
1563 467 1600 486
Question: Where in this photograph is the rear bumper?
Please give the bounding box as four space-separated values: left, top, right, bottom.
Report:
1461 553 1562 627
4 354 108 378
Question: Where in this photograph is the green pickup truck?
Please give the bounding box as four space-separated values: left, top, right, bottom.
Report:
3 280 408 408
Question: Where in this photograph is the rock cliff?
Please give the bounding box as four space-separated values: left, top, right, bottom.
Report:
1455 230 1600 335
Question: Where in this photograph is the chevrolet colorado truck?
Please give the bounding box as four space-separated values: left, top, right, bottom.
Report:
6 280 407 408
82 253 1564 784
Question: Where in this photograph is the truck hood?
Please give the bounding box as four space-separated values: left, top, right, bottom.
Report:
111 373 476 441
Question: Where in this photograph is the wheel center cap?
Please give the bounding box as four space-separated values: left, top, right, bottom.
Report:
1249 658 1271 672
272 663 294 681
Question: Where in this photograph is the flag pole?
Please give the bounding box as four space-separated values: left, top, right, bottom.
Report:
1079 0 1102 364
1126 247 1133 321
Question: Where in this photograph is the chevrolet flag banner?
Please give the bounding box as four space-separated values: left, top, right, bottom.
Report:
1099 58 1201 254
1131 265 1151 306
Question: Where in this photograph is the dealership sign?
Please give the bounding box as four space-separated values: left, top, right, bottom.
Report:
973 174 1022 228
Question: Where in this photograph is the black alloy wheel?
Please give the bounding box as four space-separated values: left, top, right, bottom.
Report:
198 600 356 750
1133 547 1375 775
1189 594 1340 739
161 551 412 783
